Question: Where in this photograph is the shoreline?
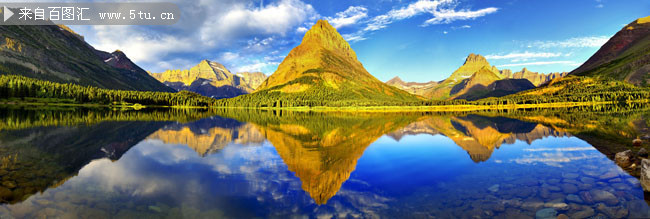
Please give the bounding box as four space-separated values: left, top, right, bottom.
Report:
0 99 622 112
211 101 617 112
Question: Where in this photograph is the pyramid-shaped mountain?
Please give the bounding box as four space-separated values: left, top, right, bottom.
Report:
571 16 650 86
427 54 502 99
222 20 419 107
425 54 544 100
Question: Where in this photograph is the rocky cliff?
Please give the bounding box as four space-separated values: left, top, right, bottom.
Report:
150 60 258 99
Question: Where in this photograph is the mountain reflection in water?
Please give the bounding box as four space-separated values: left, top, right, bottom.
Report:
0 107 649 218
388 115 570 162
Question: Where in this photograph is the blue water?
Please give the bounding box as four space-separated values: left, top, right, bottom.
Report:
1 113 649 218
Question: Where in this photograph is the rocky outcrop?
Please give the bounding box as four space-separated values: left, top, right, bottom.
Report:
641 159 650 192
499 69 512 78
615 150 634 167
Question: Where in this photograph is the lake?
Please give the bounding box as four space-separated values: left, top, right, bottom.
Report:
0 106 649 218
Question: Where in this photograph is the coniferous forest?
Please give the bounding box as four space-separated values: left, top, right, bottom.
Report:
0 74 217 107
2 74 650 108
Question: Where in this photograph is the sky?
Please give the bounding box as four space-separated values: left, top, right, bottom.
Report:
68 0 650 82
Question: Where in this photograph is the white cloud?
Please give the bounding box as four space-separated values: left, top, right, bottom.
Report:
245 37 276 52
423 7 498 26
443 31 448 34
485 52 563 60
88 26 194 63
342 33 367 42
154 58 197 72
326 6 368 29
296 26 309 33
236 61 280 73
365 0 445 31
74 0 317 73
356 0 497 41
365 0 497 31
220 52 240 62
530 36 609 49
595 4 604 8
199 0 317 46
497 61 581 68
523 147 595 152
74 0 499 73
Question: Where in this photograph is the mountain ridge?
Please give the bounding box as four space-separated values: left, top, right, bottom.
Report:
500 68 568 86
150 60 267 99
385 76 439 97
570 15 650 86
0 24 173 92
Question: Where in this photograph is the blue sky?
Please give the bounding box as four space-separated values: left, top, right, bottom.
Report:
70 0 650 82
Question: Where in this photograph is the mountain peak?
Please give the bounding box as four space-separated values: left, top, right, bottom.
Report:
448 53 494 78
250 19 418 104
387 76 404 84
464 53 489 65
300 19 357 59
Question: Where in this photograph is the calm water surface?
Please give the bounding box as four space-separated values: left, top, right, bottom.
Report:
0 107 649 218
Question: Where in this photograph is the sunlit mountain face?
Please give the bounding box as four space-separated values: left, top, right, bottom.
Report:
1 106 650 217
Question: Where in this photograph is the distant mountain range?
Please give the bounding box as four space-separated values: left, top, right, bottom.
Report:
220 20 419 107
0 24 173 92
499 68 568 86
3 16 649 106
149 60 268 99
571 16 650 86
385 77 438 97
389 53 567 100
